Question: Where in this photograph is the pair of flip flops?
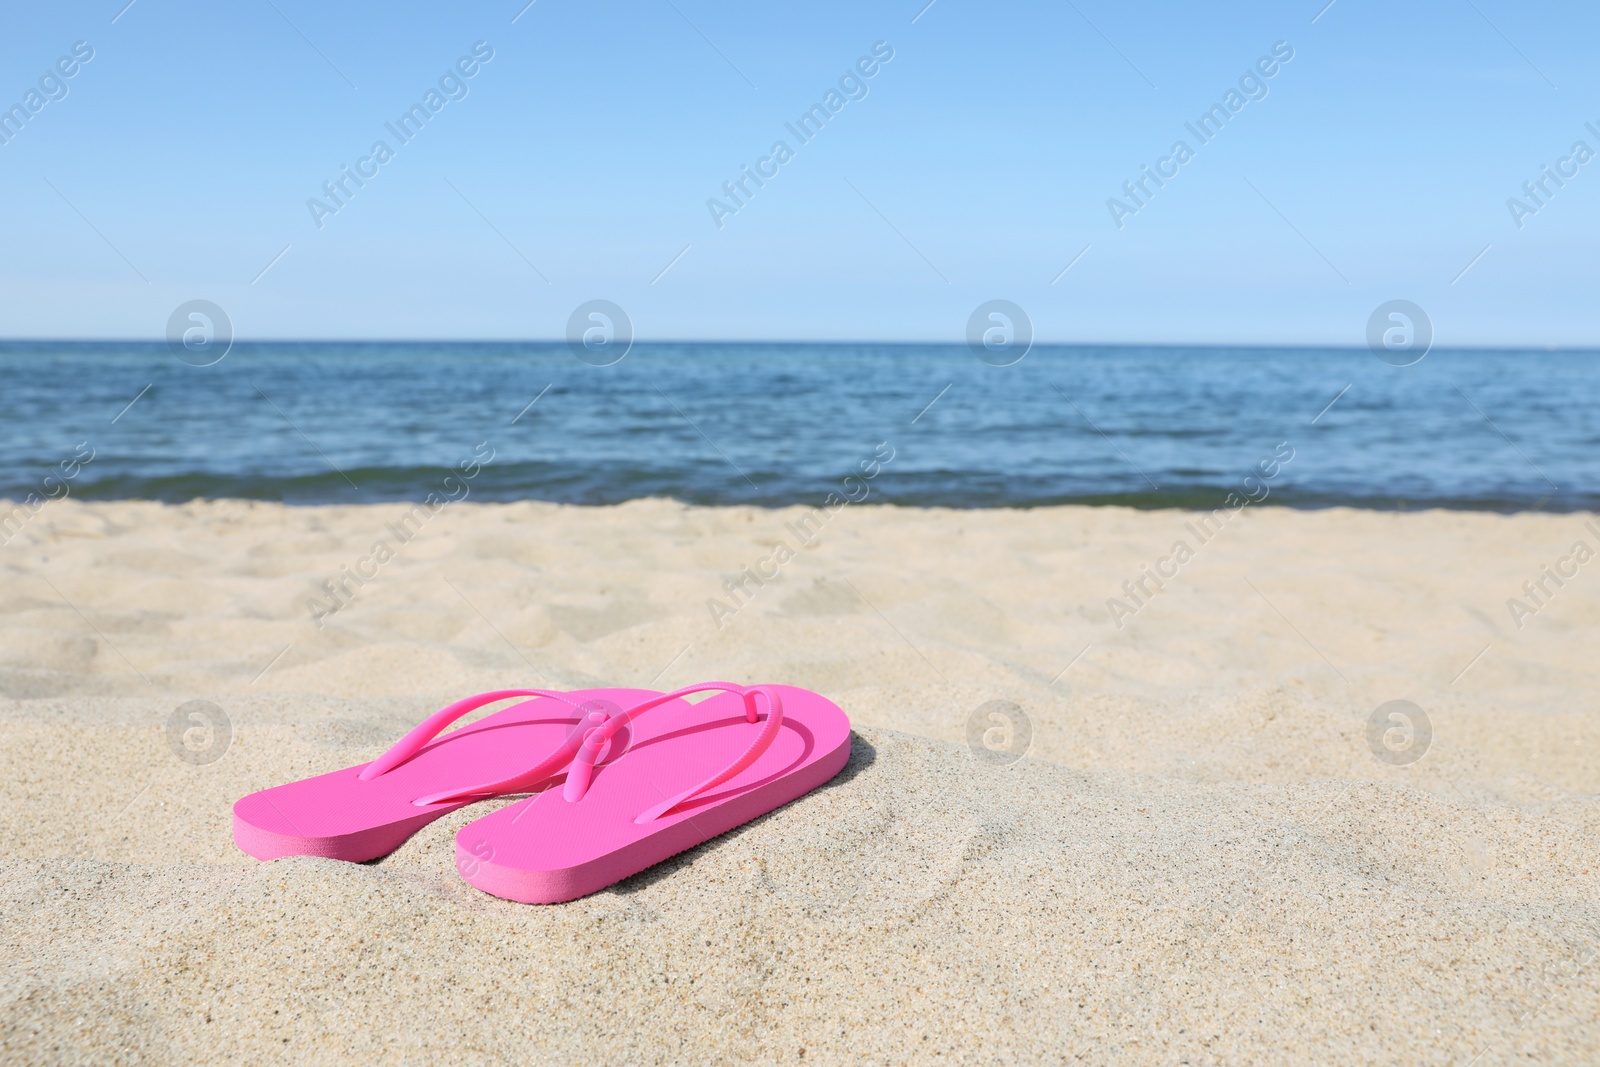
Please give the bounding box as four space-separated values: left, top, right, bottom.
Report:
232 683 851 903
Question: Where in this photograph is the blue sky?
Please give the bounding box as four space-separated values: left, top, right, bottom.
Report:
0 0 1595 344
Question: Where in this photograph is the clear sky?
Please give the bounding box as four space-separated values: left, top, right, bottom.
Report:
1 0 1595 344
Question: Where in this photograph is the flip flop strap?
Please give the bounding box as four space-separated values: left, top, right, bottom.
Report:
409 707 609 808
359 687 582 783
561 682 784 824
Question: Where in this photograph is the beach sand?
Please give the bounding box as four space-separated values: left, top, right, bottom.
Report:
2 498 1597 1063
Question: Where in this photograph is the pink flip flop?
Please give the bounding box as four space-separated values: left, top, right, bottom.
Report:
233 687 676 863
452 682 851 903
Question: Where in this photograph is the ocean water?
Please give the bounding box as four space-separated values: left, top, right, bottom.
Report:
0 342 1594 511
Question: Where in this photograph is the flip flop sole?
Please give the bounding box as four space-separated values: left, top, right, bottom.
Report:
454 685 851 903
233 687 668 863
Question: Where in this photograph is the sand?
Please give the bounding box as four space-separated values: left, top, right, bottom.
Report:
1 498 1597 1064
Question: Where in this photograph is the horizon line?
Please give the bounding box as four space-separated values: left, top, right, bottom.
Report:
1 338 1597 352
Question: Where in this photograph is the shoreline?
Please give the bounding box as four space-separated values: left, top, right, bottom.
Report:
8 492 1600 515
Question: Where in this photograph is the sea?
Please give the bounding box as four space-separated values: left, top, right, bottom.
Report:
1 342 1593 511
